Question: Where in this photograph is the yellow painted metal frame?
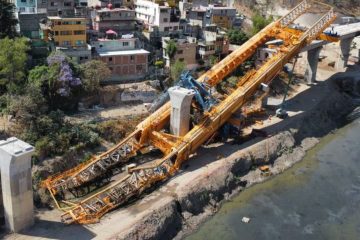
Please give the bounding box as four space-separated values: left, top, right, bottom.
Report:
42 1 337 224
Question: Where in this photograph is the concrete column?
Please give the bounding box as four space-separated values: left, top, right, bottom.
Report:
168 86 195 136
304 47 322 84
260 83 270 108
0 137 34 232
339 37 354 69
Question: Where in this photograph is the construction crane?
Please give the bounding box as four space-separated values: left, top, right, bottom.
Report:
42 0 337 224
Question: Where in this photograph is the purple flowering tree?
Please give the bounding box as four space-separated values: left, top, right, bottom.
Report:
47 52 82 97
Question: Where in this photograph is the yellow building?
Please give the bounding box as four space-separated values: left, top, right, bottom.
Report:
211 15 232 29
43 16 87 48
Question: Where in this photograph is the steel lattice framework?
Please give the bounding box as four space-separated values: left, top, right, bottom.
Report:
42 0 337 224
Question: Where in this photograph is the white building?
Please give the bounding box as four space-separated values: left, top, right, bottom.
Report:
135 0 180 34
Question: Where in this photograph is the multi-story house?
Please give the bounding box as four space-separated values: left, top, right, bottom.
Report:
14 0 37 13
93 8 136 35
92 34 149 81
41 16 91 63
42 16 87 48
187 4 237 29
135 0 180 38
37 0 87 17
88 0 122 8
209 5 236 28
198 25 229 64
162 36 197 69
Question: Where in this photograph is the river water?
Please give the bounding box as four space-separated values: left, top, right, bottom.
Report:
187 118 360 240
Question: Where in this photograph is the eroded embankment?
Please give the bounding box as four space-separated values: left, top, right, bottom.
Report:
114 75 359 240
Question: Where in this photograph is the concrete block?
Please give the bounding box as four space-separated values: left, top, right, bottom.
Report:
168 87 195 136
0 137 34 232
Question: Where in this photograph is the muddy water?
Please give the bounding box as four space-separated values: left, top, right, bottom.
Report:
187 119 360 240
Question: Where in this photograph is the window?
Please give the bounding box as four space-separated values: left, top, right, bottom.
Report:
64 2 71 6
122 42 129 46
114 3 120 8
179 58 184 62
75 40 84 46
163 18 168 22
60 31 72 35
63 41 71 46
76 21 82 24
63 21 70 25
50 2 57 6
55 31 59 36
21 0 26 2
164 27 169 32
41 0 47 3
130 55 135 62
174 26 178 31
160 9 168 13
109 57 113 62
74 30 85 35
136 65 143 71
19 7 25 12
109 67 113 71
55 41 59 46
177 50 183 54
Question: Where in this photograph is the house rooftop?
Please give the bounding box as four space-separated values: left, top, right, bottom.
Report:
96 7 134 12
98 49 150 56
48 16 86 20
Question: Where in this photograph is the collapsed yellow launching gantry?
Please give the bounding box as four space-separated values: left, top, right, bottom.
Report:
42 0 337 224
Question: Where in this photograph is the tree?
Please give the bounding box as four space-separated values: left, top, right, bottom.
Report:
80 60 111 93
209 55 218 66
170 60 185 82
0 0 18 39
227 29 249 45
251 13 273 35
28 51 82 111
0 37 29 94
165 40 177 64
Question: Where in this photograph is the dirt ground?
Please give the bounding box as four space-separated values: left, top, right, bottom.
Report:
3 36 360 240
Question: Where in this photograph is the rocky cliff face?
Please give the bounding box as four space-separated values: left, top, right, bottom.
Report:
233 0 360 16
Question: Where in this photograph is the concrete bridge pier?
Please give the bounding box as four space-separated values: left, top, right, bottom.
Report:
169 86 195 136
0 137 34 232
338 37 354 69
304 46 322 84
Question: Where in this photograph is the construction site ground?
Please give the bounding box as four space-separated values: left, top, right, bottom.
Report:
3 40 360 239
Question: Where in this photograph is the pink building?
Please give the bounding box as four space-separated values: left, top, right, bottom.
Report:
99 49 149 79
92 35 149 81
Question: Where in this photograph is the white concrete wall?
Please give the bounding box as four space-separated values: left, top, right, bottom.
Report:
0 137 34 233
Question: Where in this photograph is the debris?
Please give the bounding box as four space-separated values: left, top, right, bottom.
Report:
242 217 251 223
259 165 270 172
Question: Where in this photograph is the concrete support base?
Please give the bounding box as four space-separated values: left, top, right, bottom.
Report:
304 47 322 84
168 86 195 136
260 83 270 108
338 37 354 69
0 137 34 232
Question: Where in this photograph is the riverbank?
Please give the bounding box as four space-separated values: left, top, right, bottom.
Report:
187 111 360 240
